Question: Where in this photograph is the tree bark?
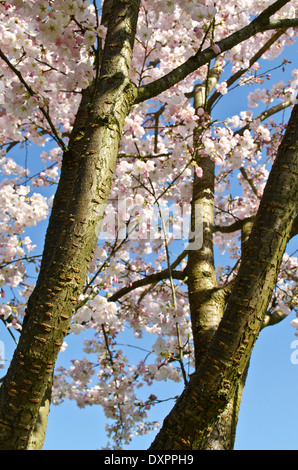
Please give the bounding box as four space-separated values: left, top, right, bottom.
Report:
0 0 297 452
0 0 141 450
185 74 247 449
187 79 224 369
149 104 298 450
135 0 298 104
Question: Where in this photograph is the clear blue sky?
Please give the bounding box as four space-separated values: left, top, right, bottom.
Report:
0 18 297 451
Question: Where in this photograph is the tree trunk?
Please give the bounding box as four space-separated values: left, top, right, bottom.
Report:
186 77 242 450
202 362 249 450
0 0 141 450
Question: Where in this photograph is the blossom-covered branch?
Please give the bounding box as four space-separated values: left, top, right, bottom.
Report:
109 253 187 303
135 0 298 103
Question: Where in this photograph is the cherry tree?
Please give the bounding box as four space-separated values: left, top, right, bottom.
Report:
0 0 297 450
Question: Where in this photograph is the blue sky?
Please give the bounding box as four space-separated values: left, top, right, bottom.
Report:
0 12 297 450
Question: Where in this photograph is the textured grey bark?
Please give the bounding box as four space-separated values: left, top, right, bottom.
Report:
149 104 298 450
0 0 141 450
0 0 297 451
135 0 298 104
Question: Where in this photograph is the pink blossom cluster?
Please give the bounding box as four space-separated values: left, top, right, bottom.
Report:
0 0 297 448
0 0 102 146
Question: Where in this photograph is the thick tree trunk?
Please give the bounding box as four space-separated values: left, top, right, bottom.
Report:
149 104 298 450
27 376 53 450
0 0 141 450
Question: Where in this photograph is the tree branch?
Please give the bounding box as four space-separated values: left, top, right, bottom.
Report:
239 167 260 198
108 269 185 303
135 1 298 104
149 103 298 450
213 216 255 234
117 152 171 159
262 309 289 329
